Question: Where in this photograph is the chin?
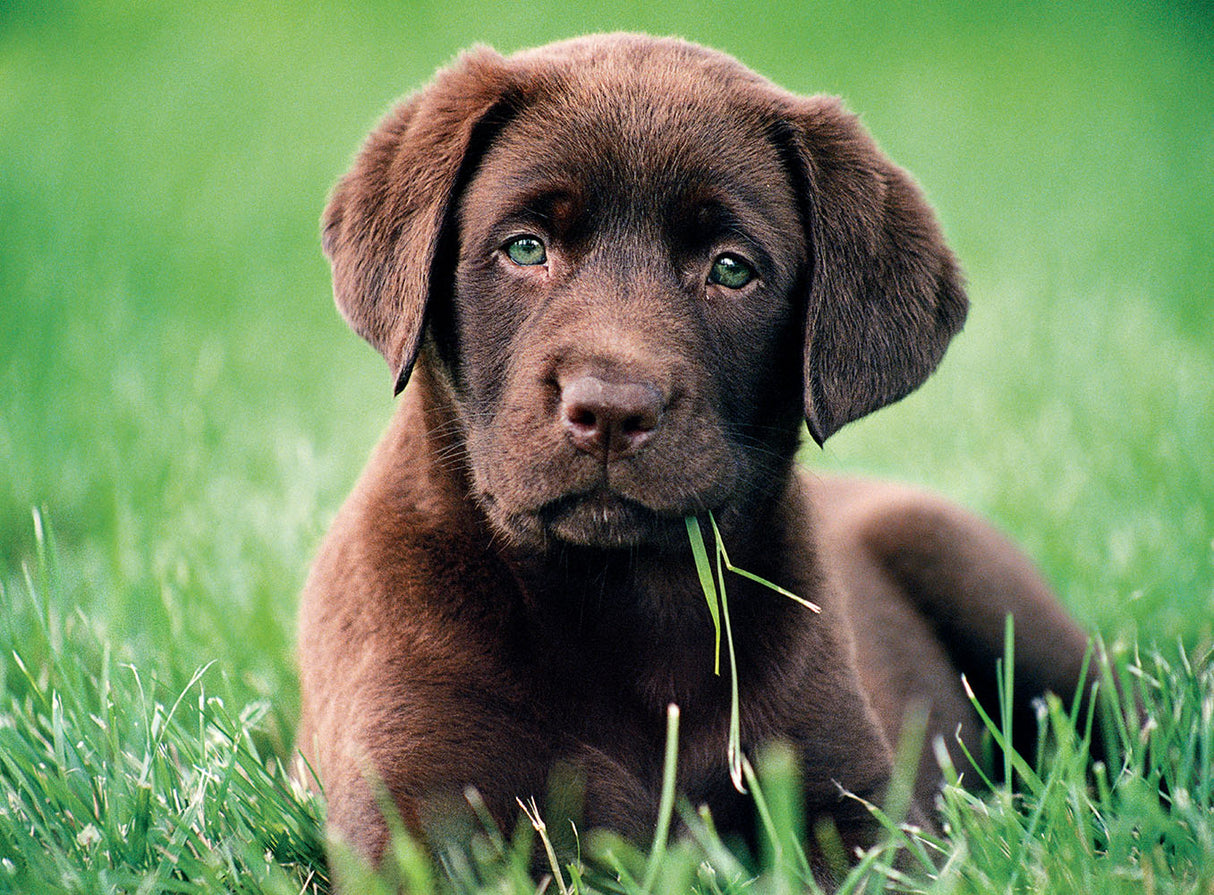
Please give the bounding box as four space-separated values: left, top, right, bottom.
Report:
490 490 679 552
541 492 656 548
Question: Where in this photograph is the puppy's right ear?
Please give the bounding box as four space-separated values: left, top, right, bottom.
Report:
322 48 515 393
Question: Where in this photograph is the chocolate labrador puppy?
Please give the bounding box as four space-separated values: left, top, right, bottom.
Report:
298 33 1095 876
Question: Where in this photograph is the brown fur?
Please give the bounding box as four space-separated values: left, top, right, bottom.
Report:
298 33 1094 879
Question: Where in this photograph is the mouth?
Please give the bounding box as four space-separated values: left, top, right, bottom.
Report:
538 489 686 549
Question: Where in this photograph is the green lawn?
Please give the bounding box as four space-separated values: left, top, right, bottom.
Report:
1 1 1212 891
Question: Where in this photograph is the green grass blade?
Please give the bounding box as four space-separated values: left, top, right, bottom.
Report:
519 797 570 895
709 514 821 613
1001 614 1015 787
715 540 746 794
685 516 722 676
720 563 822 612
640 703 680 894
960 672 1043 796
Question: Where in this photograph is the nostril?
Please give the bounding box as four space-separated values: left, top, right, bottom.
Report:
568 407 599 431
621 413 655 436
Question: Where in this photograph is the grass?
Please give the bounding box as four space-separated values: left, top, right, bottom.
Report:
1 0 1212 891
4 528 1214 892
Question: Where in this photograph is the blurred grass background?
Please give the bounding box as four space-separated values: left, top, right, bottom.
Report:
1 0 1211 737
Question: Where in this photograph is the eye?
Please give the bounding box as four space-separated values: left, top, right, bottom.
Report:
504 235 547 267
708 253 755 289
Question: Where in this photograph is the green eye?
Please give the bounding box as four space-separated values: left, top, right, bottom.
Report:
708 253 755 289
505 236 547 266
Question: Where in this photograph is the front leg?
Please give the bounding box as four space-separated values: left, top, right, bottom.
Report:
298 645 559 863
305 693 661 871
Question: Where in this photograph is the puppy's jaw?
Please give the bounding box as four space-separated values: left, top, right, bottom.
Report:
541 491 668 549
539 491 685 551
465 417 741 552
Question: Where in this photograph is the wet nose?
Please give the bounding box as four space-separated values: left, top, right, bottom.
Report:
559 375 664 459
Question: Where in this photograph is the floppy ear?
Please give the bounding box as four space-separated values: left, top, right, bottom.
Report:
788 96 968 445
322 47 516 393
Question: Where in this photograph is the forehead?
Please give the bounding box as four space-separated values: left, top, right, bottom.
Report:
464 57 801 237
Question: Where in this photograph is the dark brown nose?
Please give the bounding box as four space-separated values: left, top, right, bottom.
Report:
560 375 663 459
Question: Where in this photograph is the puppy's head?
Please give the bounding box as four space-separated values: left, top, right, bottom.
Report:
323 34 967 551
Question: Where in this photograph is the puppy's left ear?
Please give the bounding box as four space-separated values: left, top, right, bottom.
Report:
322 47 516 394
786 97 968 444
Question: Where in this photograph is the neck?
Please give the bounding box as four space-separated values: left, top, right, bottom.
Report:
403 356 818 711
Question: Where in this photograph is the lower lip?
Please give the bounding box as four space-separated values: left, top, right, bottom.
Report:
543 491 661 544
